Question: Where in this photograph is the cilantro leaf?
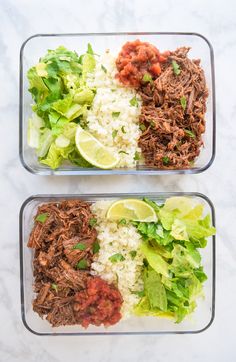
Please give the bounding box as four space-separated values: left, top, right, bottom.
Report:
112 130 118 138
119 150 129 155
112 112 120 118
142 73 153 83
72 243 86 250
109 253 125 263
180 96 187 110
129 250 137 259
51 283 58 292
76 259 88 269
134 151 141 161
139 124 146 131
89 218 97 227
162 156 170 165
130 96 139 107
172 60 181 75
184 129 195 138
101 64 107 73
35 213 48 223
92 241 100 254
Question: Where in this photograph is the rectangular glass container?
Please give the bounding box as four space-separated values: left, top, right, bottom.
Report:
19 32 216 175
19 192 216 335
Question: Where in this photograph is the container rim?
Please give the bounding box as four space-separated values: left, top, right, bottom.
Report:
19 32 216 175
19 192 216 336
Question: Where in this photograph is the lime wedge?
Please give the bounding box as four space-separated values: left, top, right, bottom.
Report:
75 126 119 169
106 199 158 222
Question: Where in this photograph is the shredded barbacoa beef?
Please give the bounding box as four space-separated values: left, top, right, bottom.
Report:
28 200 123 328
137 47 208 169
116 41 208 169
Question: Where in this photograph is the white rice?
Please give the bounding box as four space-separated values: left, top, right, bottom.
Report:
86 51 142 168
91 201 144 318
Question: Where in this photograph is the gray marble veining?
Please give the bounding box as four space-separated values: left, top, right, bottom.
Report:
0 0 236 361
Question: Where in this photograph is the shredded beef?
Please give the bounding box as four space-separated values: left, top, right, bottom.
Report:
138 47 208 169
116 42 208 169
28 200 123 328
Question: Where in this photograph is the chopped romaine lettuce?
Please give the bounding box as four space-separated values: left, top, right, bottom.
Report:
27 114 44 148
36 129 54 158
140 241 169 277
27 44 97 169
134 197 216 323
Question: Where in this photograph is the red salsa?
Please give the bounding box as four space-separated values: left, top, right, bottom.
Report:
116 39 169 87
74 276 123 328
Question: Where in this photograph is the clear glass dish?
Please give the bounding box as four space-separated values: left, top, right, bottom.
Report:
19 192 216 335
19 32 216 175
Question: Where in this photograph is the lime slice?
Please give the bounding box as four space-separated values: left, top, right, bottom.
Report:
106 199 158 222
75 126 119 169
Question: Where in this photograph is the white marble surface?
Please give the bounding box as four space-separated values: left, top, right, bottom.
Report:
0 0 236 360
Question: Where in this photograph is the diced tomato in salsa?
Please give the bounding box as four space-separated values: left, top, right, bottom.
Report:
73 276 123 328
116 39 169 87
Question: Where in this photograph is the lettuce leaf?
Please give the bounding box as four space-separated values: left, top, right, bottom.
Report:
27 67 49 104
144 268 167 311
140 241 169 277
74 88 95 104
133 197 216 323
40 141 74 169
27 45 97 170
36 129 54 157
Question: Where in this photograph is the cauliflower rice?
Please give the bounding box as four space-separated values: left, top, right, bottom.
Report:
91 201 144 318
86 51 142 168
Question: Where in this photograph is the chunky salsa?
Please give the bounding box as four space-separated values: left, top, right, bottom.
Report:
74 276 123 328
116 39 169 87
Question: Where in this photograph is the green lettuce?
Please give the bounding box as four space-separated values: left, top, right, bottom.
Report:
140 241 170 277
133 197 216 323
27 44 97 170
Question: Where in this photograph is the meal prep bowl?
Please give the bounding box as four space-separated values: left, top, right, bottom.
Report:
19 32 216 175
19 192 216 335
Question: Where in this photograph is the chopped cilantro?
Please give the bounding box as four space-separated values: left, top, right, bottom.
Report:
112 130 118 138
130 96 139 107
109 253 125 263
162 156 170 165
76 259 88 269
142 73 153 83
119 150 129 155
101 64 107 73
92 241 100 254
180 96 187 110
139 124 146 131
73 243 86 250
112 112 120 118
172 60 181 75
35 213 48 223
129 250 137 259
134 151 141 161
185 129 196 138
121 126 126 133
51 283 58 292
89 218 97 227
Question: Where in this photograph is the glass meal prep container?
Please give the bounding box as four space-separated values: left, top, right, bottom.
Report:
19 32 216 175
19 192 216 335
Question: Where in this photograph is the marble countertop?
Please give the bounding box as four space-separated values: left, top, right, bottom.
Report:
0 0 236 361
